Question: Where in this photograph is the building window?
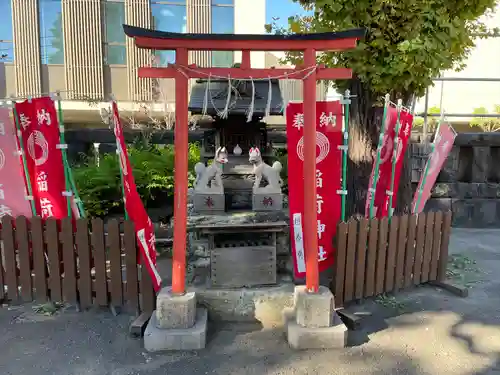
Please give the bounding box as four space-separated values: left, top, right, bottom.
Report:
211 1 234 67
39 0 64 64
0 1 14 62
151 1 187 65
104 1 126 65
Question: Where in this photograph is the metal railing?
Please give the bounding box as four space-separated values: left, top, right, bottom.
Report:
417 76 500 139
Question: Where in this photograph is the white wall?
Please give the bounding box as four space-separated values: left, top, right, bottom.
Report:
234 0 266 68
415 8 500 118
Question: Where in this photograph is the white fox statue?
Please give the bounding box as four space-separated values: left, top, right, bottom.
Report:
194 147 228 194
248 147 283 193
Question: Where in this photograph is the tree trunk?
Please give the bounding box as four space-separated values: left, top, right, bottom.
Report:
345 78 413 218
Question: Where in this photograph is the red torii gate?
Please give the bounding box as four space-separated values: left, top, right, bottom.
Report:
123 25 364 295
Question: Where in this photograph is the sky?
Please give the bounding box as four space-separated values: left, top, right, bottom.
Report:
266 0 311 29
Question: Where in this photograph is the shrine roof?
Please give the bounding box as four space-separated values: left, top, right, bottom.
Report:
188 79 283 117
123 25 366 51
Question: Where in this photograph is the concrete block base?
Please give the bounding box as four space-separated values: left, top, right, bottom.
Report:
283 308 348 350
294 285 334 328
144 308 208 352
193 193 225 214
155 288 196 329
252 192 283 211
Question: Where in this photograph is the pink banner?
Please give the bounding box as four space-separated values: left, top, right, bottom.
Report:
412 122 456 213
0 107 32 218
286 101 343 279
112 102 161 292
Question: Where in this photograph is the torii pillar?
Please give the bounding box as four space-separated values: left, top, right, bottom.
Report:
124 25 364 351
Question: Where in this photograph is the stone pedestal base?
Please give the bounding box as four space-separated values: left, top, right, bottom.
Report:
155 289 196 329
252 192 283 211
143 288 207 352
283 286 347 350
144 308 208 352
193 192 225 214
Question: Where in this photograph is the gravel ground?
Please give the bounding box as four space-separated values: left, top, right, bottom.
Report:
0 228 499 375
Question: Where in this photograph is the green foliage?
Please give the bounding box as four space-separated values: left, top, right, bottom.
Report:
413 106 441 131
470 105 500 131
73 142 201 217
266 0 499 102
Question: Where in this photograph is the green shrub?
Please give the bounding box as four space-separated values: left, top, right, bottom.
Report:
73 142 200 217
412 106 440 132
470 106 500 132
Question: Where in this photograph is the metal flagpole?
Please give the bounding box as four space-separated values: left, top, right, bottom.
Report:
339 89 350 221
54 93 86 218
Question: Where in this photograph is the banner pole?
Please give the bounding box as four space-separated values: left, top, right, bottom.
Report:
413 116 443 214
111 100 129 221
54 93 86 218
340 89 350 221
387 99 403 220
52 92 72 218
65 163 86 217
11 103 37 216
369 94 390 218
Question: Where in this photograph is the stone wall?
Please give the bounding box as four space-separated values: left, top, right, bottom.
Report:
410 133 500 228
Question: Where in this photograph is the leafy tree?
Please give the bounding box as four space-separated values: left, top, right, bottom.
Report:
266 0 499 214
470 105 500 132
413 106 442 132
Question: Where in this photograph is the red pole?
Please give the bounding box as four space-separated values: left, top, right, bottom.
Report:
303 48 319 293
241 50 251 69
171 48 189 295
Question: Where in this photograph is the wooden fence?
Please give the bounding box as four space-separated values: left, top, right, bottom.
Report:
332 211 452 306
0 216 156 314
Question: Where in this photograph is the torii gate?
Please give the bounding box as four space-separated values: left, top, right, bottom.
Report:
123 25 364 295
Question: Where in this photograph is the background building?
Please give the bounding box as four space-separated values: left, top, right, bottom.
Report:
0 0 266 125
2 1 497 127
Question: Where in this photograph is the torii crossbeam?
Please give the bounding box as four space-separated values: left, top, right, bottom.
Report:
123 25 365 295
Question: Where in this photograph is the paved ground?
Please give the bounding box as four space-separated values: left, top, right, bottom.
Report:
1 228 500 375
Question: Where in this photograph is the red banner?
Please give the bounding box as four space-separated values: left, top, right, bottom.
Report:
0 107 33 218
412 122 456 214
365 106 413 217
14 97 68 219
112 102 161 292
286 101 343 279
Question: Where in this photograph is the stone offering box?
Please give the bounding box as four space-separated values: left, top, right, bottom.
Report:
186 211 291 289
410 133 500 227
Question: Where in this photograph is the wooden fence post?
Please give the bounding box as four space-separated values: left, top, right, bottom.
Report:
333 221 348 306
91 218 108 307
2 216 18 303
436 211 452 282
124 220 140 315
16 216 32 302
77 219 93 310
